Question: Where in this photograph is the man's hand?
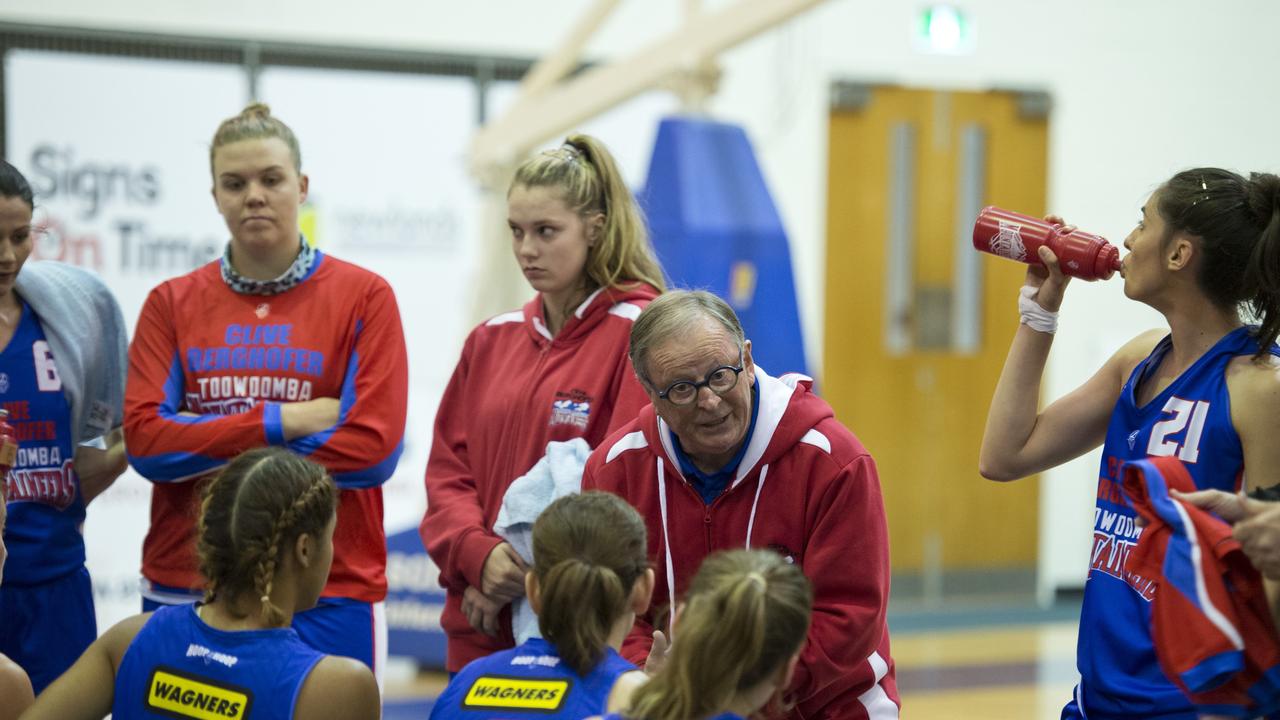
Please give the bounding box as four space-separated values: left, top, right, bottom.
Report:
461 586 503 637
1177 489 1280 579
643 630 669 676
481 543 528 604
1234 504 1280 580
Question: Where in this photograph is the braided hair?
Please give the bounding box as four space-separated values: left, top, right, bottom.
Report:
197 447 337 626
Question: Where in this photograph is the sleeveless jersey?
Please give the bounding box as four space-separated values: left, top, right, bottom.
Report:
1076 326 1276 718
113 604 324 720
0 302 81 585
432 636 636 719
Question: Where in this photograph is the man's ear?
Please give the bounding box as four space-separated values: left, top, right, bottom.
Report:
778 651 802 689
298 174 310 205
631 568 656 614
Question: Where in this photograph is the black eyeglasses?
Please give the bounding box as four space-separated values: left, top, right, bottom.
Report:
650 353 745 406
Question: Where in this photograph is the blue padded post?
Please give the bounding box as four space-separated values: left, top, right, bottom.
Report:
639 116 809 377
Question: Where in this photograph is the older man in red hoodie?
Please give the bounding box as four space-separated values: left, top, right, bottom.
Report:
582 290 898 719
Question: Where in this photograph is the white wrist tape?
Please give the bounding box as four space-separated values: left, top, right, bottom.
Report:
1018 286 1059 335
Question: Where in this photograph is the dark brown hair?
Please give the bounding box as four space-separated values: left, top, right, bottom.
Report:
533 491 648 676
197 447 337 626
625 549 812 720
0 161 34 210
1156 168 1280 356
210 103 303 176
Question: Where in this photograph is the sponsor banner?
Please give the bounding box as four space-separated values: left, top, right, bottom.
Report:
384 526 447 666
6 49 247 632
6 53 481 658
8 55 669 668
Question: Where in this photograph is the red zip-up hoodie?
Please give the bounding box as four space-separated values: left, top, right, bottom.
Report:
583 367 899 719
421 284 658 671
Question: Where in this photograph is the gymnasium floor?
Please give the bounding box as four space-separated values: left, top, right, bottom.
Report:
381 597 1085 719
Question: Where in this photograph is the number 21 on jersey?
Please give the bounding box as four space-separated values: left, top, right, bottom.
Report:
1147 396 1209 463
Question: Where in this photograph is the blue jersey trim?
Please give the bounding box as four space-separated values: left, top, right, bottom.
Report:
129 450 226 483
300 249 325 283
131 352 228 482
1180 650 1243 693
288 349 358 456
1247 665 1280 713
160 353 215 425
263 401 285 445
286 345 400 488
329 440 403 489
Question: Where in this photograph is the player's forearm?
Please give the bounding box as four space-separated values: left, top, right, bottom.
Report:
980 324 1054 480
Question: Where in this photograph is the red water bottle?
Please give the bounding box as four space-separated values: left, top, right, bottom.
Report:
0 408 16 483
972 206 1122 280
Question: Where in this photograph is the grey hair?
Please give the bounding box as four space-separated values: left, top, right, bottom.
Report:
629 290 745 381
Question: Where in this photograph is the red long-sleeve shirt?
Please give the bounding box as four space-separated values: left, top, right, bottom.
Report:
125 253 408 601
420 284 657 671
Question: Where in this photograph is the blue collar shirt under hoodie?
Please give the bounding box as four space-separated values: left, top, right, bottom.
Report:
430 636 636 719
113 604 325 719
1075 326 1278 719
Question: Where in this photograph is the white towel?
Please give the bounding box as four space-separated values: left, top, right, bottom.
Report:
494 438 591 643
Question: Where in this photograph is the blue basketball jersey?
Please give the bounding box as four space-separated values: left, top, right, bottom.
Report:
113 604 325 720
432 637 637 719
1075 326 1277 718
0 302 81 585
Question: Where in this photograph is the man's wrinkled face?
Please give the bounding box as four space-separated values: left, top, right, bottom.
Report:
642 320 755 467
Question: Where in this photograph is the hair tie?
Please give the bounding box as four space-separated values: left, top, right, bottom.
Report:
260 594 271 604
746 571 767 588
556 143 583 162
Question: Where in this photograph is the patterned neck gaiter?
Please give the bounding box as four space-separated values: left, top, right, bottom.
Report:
220 237 317 296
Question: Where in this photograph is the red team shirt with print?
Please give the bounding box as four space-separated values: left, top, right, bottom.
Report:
420 284 658 671
124 253 408 602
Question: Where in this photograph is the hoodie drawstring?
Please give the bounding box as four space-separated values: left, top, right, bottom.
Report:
659 458 772 641
745 464 768 549
657 457 677 642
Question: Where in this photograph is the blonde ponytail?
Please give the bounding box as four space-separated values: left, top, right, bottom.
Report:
624 550 812 720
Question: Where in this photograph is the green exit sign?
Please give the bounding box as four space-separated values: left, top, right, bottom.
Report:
916 5 975 55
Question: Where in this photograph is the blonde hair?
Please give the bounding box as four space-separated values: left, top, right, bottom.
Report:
511 134 666 295
625 550 812 720
532 492 649 676
209 103 303 177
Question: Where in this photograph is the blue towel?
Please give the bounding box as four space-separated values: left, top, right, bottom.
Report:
494 438 590 643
